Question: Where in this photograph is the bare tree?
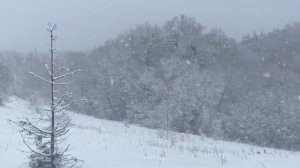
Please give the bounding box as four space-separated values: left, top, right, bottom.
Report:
12 24 83 168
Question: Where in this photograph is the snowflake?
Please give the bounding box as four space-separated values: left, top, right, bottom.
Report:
186 60 191 65
263 73 271 78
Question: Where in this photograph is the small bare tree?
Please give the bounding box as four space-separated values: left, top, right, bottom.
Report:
12 24 83 168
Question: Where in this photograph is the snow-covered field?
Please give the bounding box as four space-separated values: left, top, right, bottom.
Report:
1 97 300 168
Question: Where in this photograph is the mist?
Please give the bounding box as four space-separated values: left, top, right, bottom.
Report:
1 0 300 52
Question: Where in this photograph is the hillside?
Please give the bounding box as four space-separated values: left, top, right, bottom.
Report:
1 97 300 168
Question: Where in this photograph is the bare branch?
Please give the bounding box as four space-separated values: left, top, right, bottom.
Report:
30 72 52 84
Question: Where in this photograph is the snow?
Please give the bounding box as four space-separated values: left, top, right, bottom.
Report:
110 78 114 85
1 97 300 168
186 60 191 65
263 72 271 78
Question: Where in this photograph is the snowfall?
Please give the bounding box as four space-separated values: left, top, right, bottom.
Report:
1 97 300 168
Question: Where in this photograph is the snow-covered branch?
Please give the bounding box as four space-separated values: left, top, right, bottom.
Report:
54 69 81 81
54 82 73 85
54 67 68 77
44 64 51 76
29 72 52 84
20 132 52 157
57 99 86 111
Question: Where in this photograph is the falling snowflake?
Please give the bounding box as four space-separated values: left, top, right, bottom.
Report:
110 78 114 85
263 73 271 78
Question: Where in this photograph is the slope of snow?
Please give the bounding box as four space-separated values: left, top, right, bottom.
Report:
1 97 300 168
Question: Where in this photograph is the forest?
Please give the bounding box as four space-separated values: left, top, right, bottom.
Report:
1 15 300 151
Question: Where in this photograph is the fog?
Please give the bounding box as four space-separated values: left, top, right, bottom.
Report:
1 0 300 52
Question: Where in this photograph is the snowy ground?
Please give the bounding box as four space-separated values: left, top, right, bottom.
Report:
1 97 300 168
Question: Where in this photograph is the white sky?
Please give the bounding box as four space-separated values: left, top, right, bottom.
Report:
1 0 300 52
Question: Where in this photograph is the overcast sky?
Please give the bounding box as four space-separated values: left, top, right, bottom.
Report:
1 0 300 52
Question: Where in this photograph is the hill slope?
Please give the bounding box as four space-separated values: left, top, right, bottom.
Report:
1 97 300 168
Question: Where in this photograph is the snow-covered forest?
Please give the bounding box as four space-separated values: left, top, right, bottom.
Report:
2 15 300 150
1 1 300 167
